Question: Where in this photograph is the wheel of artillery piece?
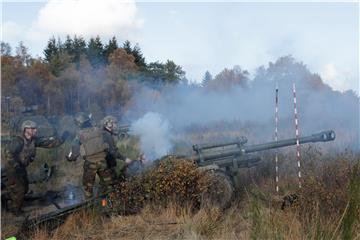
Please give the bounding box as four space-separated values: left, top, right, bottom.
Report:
200 170 234 210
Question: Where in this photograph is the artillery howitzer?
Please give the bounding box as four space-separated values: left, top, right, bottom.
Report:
192 130 335 168
180 130 336 209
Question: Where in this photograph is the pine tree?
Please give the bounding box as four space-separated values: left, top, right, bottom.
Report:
202 70 213 86
147 61 165 80
73 35 87 64
87 36 104 68
44 37 59 62
132 43 146 69
122 40 132 54
145 60 185 85
64 35 74 56
164 60 185 84
122 40 146 70
104 36 119 63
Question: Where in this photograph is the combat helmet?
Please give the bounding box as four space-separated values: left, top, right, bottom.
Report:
101 115 118 132
21 120 37 132
74 112 91 128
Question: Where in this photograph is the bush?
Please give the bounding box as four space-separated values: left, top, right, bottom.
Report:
109 156 213 214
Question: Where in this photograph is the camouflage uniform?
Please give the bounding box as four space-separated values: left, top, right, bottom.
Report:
1 134 64 214
103 128 127 180
67 125 120 198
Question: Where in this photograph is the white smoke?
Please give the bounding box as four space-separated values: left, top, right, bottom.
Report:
131 112 173 160
125 57 359 152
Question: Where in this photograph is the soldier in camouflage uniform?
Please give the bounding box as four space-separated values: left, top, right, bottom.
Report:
101 116 134 180
1 120 67 215
66 113 129 198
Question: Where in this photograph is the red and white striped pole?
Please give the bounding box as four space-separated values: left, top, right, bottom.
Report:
275 83 279 193
293 83 302 189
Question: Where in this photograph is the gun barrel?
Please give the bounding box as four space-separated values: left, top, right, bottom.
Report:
193 130 335 162
244 130 335 153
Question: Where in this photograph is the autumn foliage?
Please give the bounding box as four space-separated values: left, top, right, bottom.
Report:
1 38 186 121
109 156 211 214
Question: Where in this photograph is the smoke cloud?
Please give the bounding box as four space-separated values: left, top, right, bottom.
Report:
126 57 359 156
131 112 173 160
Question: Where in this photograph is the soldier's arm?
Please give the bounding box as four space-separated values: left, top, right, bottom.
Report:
103 131 126 160
112 138 126 161
3 137 24 168
66 137 81 161
35 131 69 148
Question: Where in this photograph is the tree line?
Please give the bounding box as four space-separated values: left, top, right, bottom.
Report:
2 35 356 128
1 36 187 118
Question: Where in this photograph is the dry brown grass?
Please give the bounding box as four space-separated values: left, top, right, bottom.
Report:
29 199 353 240
4 145 360 240
29 204 247 240
25 192 360 240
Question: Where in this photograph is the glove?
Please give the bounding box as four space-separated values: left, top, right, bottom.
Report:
66 151 77 162
125 158 133 165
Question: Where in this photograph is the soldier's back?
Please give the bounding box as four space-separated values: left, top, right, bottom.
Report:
77 127 108 161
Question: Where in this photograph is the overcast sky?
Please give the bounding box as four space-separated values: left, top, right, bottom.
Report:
2 0 359 93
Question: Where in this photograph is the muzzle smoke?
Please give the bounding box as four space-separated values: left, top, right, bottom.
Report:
131 112 173 160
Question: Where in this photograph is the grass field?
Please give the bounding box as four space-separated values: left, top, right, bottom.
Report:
26 150 359 240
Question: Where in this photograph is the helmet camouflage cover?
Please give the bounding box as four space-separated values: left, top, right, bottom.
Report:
21 120 37 131
102 115 118 126
101 115 118 131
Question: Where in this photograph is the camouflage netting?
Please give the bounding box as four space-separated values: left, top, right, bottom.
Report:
108 156 215 214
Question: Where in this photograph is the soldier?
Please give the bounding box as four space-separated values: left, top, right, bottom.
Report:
67 113 124 198
1 120 67 215
101 115 134 180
